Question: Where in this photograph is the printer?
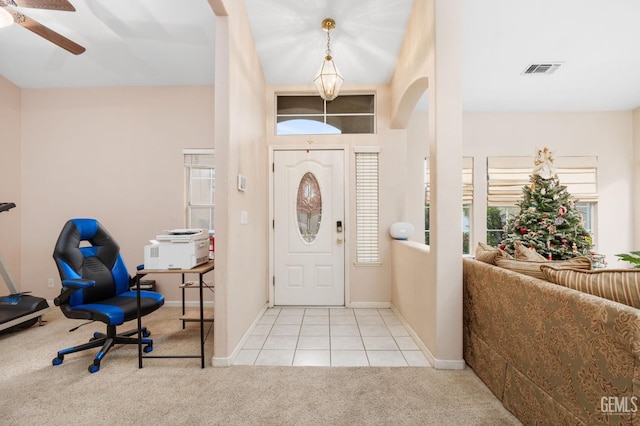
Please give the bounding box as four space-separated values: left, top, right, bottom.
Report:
144 229 209 270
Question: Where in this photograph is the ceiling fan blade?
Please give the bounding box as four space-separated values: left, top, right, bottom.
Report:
10 11 85 55
10 0 75 12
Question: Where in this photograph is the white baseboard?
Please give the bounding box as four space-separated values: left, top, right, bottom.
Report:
212 356 230 367
390 304 465 370
164 300 214 308
432 358 466 370
46 300 214 310
347 301 391 309
211 303 269 368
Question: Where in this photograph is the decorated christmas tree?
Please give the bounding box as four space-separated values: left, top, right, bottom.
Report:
500 148 593 260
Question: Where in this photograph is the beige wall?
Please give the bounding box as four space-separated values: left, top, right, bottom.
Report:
390 240 435 361
212 0 269 364
427 0 464 367
633 107 640 248
464 111 634 263
389 0 465 368
0 76 22 287
389 0 428 129
406 108 428 243
19 86 214 303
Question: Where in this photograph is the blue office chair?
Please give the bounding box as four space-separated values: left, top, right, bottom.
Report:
51 218 164 373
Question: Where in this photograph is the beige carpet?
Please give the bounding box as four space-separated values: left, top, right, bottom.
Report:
0 307 520 425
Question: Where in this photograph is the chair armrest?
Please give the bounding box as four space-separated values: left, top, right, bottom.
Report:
54 279 95 306
131 265 147 285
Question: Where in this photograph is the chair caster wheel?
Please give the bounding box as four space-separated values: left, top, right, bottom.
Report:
142 330 151 338
52 356 64 366
143 345 153 353
88 363 100 373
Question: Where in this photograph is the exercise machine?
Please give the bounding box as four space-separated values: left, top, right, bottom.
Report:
0 202 49 333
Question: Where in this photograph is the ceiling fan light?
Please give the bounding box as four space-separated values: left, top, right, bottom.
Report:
0 8 13 28
314 57 344 101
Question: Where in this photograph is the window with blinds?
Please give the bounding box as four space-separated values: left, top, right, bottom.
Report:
424 157 474 204
487 156 597 205
424 157 474 254
184 149 215 231
486 156 597 247
355 149 380 264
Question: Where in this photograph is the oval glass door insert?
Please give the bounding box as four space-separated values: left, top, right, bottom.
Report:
296 172 322 243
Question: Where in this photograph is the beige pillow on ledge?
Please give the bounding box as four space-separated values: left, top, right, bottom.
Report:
513 240 548 261
541 265 640 310
495 256 592 280
475 242 513 265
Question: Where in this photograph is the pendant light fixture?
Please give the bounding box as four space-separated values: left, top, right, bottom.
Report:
314 18 343 101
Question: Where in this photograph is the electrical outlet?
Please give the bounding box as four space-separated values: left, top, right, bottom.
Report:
48 278 54 288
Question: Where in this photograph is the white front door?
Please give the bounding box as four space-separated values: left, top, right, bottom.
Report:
273 149 345 306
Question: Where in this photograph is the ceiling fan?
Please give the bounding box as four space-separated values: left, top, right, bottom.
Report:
0 0 85 55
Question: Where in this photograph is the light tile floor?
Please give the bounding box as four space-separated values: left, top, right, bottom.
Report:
234 307 431 367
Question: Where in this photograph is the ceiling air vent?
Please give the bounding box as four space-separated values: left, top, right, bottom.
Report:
522 63 562 75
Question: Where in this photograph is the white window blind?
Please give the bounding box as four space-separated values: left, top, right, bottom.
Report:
183 149 215 230
487 156 597 205
424 157 474 204
355 150 380 264
184 150 215 168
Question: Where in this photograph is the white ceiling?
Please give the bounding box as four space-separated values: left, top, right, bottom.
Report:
463 0 640 111
0 0 216 88
243 0 413 86
1 0 639 111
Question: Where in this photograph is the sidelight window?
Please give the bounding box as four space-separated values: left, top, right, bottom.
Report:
355 148 380 264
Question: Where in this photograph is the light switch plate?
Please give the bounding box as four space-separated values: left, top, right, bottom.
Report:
237 175 247 192
240 211 249 224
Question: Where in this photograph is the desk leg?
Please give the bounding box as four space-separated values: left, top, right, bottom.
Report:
199 272 205 368
181 273 186 330
136 274 143 369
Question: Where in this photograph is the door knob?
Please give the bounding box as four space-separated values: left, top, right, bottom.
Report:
336 238 343 244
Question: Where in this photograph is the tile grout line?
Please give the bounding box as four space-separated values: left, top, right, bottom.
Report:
247 307 426 367
355 311 369 366
328 308 333 366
